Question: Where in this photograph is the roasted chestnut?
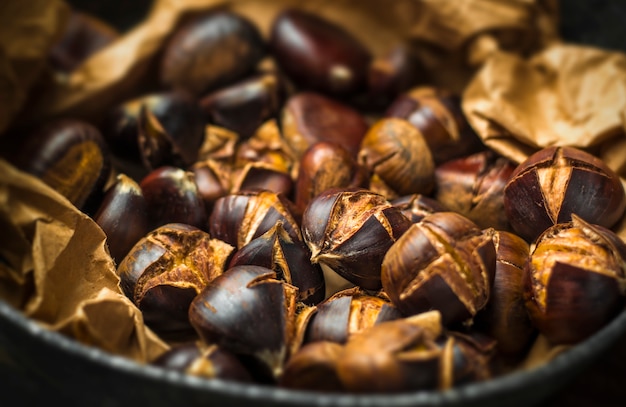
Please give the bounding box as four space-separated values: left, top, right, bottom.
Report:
270 9 371 97
303 287 402 344
235 119 297 175
503 146 626 243
278 341 344 392
209 190 301 250
228 222 325 305
523 215 626 345
475 231 535 358
102 91 205 170
301 188 412 292
435 150 516 230
381 212 496 326
93 174 150 263
189 265 299 379
117 223 235 341
385 86 484 164
230 161 294 198
294 141 365 212
139 166 208 230
281 92 369 159
160 10 266 95
4 119 112 213
199 73 284 140
152 342 253 383
358 118 435 199
390 194 448 223
190 159 231 215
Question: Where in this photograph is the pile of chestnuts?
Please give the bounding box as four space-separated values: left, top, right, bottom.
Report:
3 6 626 395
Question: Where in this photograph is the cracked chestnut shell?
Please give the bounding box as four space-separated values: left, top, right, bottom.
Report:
523 215 626 345
117 223 234 340
228 222 325 305
475 231 535 357
381 212 496 326
301 188 412 292
189 265 299 379
435 150 516 230
270 9 371 97
503 146 626 243
358 118 435 199
160 10 266 95
385 86 483 164
152 342 253 383
303 287 402 345
209 190 301 250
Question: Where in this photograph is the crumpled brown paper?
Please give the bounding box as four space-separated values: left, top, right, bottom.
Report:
463 44 626 171
0 159 167 361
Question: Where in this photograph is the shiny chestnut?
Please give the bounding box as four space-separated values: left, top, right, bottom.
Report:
503 146 626 243
381 212 496 326
93 173 150 263
140 166 208 230
117 223 235 340
523 215 626 345
270 9 371 97
301 188 412 292
161 10 265 95
199 73 284 140
228 222 325 305
390 194 447 223
5 119 111 213
189 265 299 379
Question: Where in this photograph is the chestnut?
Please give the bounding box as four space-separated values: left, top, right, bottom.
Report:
139 166 208 230
301 188 412 292
303 287 402 345
197 125 239 164
228 222 325 305
160 10 266 95
435 150 516 230
199 73 284 140
385 86 484 164
475 231 535 357
270 9 371 97
5 118 111 213
102 91 205 170
358 118 435 199
523 215 626 345
48 10 118 74
117 223 235 341
390 194 448 223
152 342 253 383
503 146 626 243
335 314 491 393
294 141 366 213
281 92 369 159
278 341 345 392
93 174 150 263
189 265 299 379
381 212 496 326
208 190 301 250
